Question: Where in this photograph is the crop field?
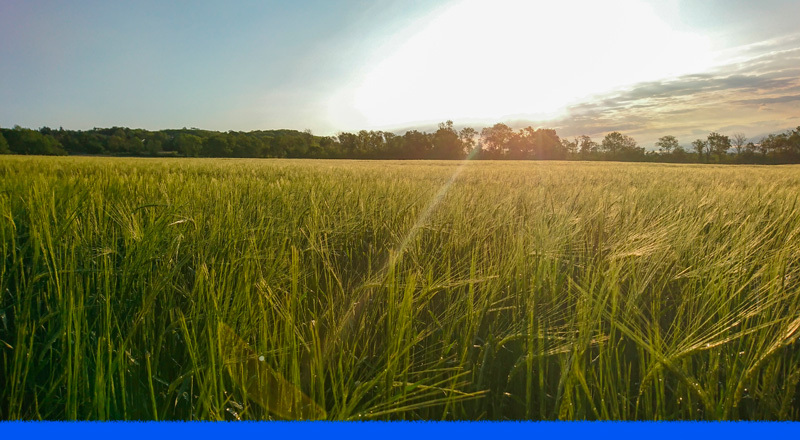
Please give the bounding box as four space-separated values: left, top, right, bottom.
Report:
1 156 799 421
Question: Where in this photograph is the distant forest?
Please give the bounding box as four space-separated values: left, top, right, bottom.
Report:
1 122 799 163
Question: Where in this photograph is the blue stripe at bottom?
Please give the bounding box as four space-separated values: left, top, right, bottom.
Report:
1 421 798 439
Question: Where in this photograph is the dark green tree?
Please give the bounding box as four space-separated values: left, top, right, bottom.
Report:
176 134 203 157
0 130 9 154
145 131 169 155
526 127 563 159
601 131 640 160
356 130 385 158
692 139 708 161
432 121 464 159
707 132 731 160
402 130 432 159
732 133 747 155
655 135 679 154
577 135 598 157
480 123 513 159
459 127 478 156
561 138 578 156
336 132 359 158
202 134 232 157
4 126 66 155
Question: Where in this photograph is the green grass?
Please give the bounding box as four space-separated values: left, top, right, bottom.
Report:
1 156 799 420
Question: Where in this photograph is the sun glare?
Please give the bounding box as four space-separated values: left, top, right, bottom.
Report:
336 0 712 129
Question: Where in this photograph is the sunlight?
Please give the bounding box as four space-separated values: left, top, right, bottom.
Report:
343 0 712 128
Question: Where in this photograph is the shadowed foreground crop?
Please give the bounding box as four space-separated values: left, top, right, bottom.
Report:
1 157 799 420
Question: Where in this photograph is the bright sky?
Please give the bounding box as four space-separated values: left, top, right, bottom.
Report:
345 0 714 127
2 0 799 146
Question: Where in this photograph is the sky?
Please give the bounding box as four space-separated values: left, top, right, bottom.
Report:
1 0 799 148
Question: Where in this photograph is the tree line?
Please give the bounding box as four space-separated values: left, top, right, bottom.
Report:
1 122 799 163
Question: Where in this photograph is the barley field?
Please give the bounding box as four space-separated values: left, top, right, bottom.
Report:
1 156 799 421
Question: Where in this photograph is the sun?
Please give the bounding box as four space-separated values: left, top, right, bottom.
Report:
335 0 712 130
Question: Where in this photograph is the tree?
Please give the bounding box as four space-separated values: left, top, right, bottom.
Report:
600 131 639 159
760 133 785 156
480 123 513 159
230 133 266 157
459 127 478 156
732 132 747 155
4 126 66 155
107 133 126 153
789 126 800 157
431 121 464 159
303 130 323 158
382 132 403 159
655 135 679 154
202 134 232 157
525 127 563 159
0 130 9 154
317 136 336 158
707 132 731 159
145 131 169 155
336 132 358 158
577 135 597 156
692 139 707 161
506 129 529 160
402 130 431 159
759 127 800 159
356 130 386 158
562 138 578 156
281 133 310 157
671 144 688 162
176 133 203 157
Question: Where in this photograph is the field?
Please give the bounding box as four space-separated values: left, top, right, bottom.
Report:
1 156 799 421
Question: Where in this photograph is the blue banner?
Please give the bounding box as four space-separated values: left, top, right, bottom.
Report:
1 421 799 439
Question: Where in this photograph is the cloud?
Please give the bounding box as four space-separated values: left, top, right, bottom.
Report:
528 36 800 147
381 32 800 150
734 94 800 105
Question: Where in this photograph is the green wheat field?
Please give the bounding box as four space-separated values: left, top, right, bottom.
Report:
1 156 799 421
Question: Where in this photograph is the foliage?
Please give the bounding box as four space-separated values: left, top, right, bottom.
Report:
692 139 708 161
655 135 679 154
0 131 9 154
707 132 732 159
601 132 644 161
2 125 800 164
732 133 748 155
1 126 66 155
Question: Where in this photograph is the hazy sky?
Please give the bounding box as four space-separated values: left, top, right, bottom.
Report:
2 0 799 147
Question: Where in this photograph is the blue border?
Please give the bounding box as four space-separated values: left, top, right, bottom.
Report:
1 421 799 439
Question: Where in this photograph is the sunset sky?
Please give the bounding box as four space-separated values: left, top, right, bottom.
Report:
2 0 799 148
